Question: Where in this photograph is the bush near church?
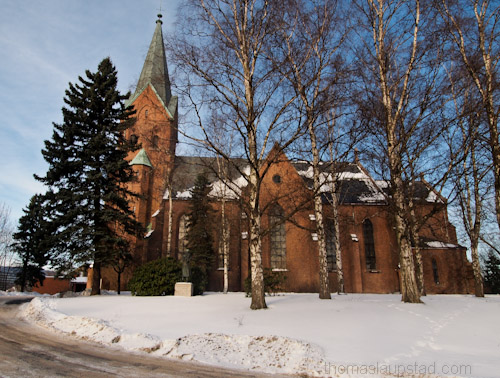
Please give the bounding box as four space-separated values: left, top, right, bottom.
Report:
128 257 181 296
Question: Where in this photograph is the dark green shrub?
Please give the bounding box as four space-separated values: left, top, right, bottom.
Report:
244 268 287 297
128 257 182 296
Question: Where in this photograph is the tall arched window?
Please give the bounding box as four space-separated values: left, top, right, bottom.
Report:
270 206 286 270
325 220 337 271
432 258 440 284
152 135 159 149
363 219 376 270
178 214 189 260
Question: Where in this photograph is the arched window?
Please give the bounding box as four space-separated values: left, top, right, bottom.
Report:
270 206 286 270
363 219 376 270
432 258 440 284
325 220 337 271
152 135 159 149
178 214 189 259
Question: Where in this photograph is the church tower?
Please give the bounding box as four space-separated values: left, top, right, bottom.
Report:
127 14 178 262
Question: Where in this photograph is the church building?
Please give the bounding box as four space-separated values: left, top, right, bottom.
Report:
99 15 474 295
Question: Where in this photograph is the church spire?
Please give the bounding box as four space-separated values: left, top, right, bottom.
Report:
130 14 172 107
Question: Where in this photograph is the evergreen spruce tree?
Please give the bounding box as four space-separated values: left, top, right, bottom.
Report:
13 194 52 292
35 58 141 295
186 174 215 293
483 250 500 294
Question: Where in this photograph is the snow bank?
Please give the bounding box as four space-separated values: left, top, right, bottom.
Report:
164 333 323 375
21 297 163 353
19 293 500 377
0 289 50 297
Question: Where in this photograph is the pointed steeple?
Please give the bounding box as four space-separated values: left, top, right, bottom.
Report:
129 14 172 109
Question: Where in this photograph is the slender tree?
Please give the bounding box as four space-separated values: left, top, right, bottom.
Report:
448 85 490 297
171 0 303 309
0 203 17 290
13 195 52 292
269 0 350 299
352 0 448 303
36 58 142 295
186 174 216 292
437 0 500 231
111 248 133 295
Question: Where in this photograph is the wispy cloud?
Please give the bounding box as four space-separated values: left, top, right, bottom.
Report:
0 0 181 223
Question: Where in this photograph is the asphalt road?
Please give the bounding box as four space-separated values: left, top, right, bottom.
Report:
0 297 293 378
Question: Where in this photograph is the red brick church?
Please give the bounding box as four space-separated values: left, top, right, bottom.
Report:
100 15 474 295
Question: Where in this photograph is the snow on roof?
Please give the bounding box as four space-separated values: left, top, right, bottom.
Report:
425 241 460 249
70 277 88 284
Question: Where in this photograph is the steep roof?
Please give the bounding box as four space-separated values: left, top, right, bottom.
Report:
165 156 249 200
127 14 176 116
165 156 444 206
129 149 153 168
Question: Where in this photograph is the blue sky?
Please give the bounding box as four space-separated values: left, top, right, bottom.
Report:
0 0 181 223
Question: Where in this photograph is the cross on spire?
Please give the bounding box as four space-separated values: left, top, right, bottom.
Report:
157 0 163 17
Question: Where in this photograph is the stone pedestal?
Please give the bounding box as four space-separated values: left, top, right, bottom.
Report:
174 282 193 297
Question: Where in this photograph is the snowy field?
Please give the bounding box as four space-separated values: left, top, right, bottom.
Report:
16 292 500 377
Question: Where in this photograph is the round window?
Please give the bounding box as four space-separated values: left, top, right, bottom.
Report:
272 174 281 184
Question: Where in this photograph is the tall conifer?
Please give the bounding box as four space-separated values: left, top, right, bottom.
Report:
186 174 215 291
13 194 52 292
36 58 141 294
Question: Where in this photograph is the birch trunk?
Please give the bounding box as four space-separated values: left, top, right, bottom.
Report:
327 115 344 294
471 241 484 297
394 185 421 303
409 204 425 296
221 195 229 294
166 185 173 257
370 0 422 303
249 166 266 309
463 141 485 297
330 178 344 294
314 193 331 299
307 118 331 299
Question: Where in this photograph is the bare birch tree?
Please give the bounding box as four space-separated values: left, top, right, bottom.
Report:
446 80 490 297
437 0 500 231
352 0 449 303
269 0 350 299
0 203 17 290
170 0 301 309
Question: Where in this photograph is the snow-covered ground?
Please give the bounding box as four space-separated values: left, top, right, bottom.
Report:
0 289 49 297
17 293 500 377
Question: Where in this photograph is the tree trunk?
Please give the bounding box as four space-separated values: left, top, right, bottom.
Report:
330 180 344 294
249 168 266 310
221 196 229 294
166 185 173 257
91 261 101 295
470 241 484 297
20 257 28 292
394 192 421 303
307 119 331 299
410 205 425 296
117 271 121 295
314 194 331 299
